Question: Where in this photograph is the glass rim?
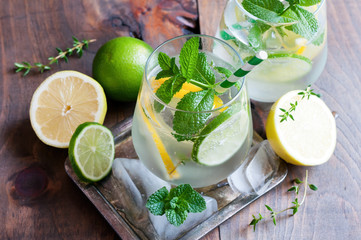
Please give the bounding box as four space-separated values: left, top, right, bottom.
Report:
235 0 326 26
144 34 246 114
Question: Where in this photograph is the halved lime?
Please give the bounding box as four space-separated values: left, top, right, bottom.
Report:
247 53 312 83
191 104 249 166
69 122 115 182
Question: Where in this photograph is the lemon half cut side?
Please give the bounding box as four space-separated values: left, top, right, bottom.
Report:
266 90 336 166
30 71 107 148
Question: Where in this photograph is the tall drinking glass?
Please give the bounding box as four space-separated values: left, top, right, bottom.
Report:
217 0 327 102
132 35 253 188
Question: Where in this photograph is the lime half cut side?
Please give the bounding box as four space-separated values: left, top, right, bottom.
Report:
69 122 115 182
247 53 312 83
192 104 249 166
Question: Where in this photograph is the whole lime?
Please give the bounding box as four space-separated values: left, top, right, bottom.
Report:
92 37 153 102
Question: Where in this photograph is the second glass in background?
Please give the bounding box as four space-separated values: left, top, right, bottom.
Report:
217 0 327 102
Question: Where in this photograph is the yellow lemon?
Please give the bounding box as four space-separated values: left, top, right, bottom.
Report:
29 71 107 148
266 90 336 166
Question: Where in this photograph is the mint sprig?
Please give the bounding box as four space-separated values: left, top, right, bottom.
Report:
242 0 322 46
146 184 206 226
153 37 233 141
283 5 318 40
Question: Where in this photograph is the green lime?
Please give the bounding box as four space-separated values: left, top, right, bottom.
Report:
92 37 153 102
69 122 115 182
191 104 249 166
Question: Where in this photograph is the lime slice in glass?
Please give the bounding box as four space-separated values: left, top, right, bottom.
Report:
247 53 312 83
69 122 115 182
192 105 249 166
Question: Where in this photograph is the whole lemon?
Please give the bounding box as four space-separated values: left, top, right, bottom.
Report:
92 37 153 102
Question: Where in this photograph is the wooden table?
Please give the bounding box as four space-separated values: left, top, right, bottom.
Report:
1 0 360 239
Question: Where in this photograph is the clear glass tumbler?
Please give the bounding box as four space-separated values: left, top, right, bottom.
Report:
132 35 253 188
217 0 327 102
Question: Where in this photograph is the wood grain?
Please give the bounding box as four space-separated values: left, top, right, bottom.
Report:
1 0 361 239
0 0 197 239
198 0 227 37
198 0 361 239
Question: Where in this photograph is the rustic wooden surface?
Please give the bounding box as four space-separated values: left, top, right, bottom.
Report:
1 0 360 239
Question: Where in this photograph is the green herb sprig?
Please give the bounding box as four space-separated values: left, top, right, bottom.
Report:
146 184 206 226
279 85 320 122
14 36 96 76
154 37 233 141
250 170 318 231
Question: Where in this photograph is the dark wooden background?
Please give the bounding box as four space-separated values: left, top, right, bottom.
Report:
1 0 360 239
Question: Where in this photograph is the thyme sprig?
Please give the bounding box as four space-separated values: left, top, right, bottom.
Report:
14 36 96 76
279 85 320 122
250 170 318 231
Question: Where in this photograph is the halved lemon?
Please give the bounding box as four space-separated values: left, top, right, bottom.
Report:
266 90 336 166
30 71 107 148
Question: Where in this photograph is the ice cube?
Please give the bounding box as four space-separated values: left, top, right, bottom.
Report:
245 140 281 194
228 140 283 195
120 158 171 198
112 158 144 208
149 196 218 240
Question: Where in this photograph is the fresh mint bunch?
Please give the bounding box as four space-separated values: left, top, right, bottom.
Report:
146 184 206 226
242 0 322 50
154 37 232 141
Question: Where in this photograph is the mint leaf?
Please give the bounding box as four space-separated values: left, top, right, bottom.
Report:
312 30 325 46
145 187 169 215
179 37 199 80
165 208 188 226
156 56 180 79
220 30 236 40
154 76 186 112
214 66 232 78
192 52 215 87
158 52 172 71
155 70 174 79
146 184 206 226
283 5 318 40
242 0 285 23
173 89 214 140
298 0 321 6
170 57 180 75
169 184 206 213
276 26 287 37
248 23 266 50
185 190 206 213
